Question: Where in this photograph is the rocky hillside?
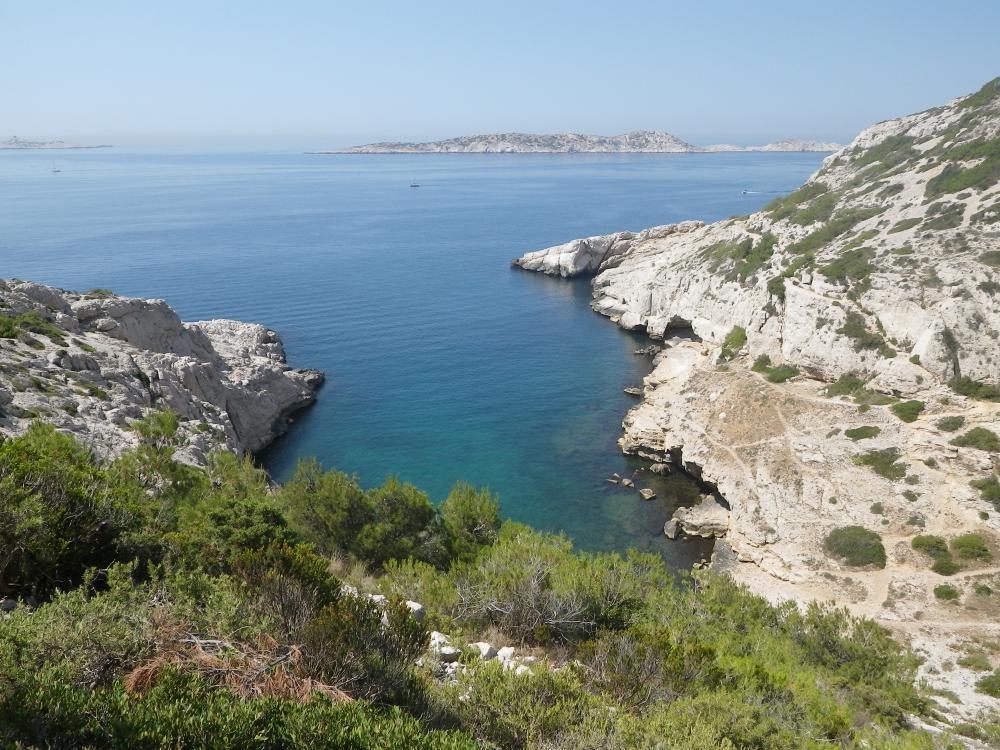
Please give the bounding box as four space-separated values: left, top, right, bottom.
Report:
329 130 841 154
0 281 322 464
515 77 1000 723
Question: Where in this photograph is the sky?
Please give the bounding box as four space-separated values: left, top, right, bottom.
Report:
1 0 997 148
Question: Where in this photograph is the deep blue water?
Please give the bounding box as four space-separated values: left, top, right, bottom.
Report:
0 149 824 564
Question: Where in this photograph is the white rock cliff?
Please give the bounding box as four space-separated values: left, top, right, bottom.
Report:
0 281 322 464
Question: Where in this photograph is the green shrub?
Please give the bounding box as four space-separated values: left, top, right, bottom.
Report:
950 427 1000 452
787 208 885 256
870 502 884 515
951 533 992 561
890 400 925 423
887 217 921 234
972 475 1000 510
933 584 960 601
853 448 907 481
931 557 961 576
844 426 880 441
949 376 1000 402
820 247 875 287
823 526 886 568
765 364 799 383
763 181 829 220
718 326 747 362
0 668 474 750
925 137 1000 199
936 415 965 432
0 423 146 597
838 311 887 352
977 670 1000 698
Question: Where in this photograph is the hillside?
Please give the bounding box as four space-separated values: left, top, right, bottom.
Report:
515 77 1000 727
326 130 841 154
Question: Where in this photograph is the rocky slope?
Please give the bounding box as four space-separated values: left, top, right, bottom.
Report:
514 78 1000 723
0 281 322 464
327 130 841 154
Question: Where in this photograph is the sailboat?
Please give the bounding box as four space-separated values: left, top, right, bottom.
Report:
51 162 61 173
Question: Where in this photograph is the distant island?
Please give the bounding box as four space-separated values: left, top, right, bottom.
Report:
0 136 111 150
315 130 842 154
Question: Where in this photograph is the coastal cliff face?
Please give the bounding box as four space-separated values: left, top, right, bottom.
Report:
515 78 1000 719
330 130 842 154
0 281 322 464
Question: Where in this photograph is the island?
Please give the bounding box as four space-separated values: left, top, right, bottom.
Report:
1 136 111 150
313 130 842 154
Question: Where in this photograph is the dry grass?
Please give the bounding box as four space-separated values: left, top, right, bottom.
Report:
124 626 351 703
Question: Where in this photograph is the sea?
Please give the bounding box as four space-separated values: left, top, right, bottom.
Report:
0 148 826 566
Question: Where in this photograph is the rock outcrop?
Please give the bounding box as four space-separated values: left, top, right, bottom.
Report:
514 77 1000 722
0 281 322 464
322 131 842 155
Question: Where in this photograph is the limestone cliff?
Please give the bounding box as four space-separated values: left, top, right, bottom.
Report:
0 281 322 464
514 77 1000 721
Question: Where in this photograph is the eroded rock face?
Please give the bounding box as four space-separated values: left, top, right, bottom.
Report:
512 222 704 278
0 281 323 463
513 78 1000 720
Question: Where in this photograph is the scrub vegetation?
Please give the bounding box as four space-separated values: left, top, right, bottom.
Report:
0 415 939 749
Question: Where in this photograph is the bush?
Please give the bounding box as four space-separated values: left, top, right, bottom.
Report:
950 427 1000 452
936 415 965 432
823 526 886 568
933 584 960 601
838 311 887 352
977 670 1000 698
853 448 907 481
0 668 475 750
949 376 1000 402
972 475 1000 510
439 482 501 563
718 326 747 362
890 400 924 423
0 423 145 597
951 533 992 561
844 426 880 441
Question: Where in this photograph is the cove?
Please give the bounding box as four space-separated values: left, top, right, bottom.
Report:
0 149 826 566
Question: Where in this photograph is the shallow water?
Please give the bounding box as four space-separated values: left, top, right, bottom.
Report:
0 149 825 564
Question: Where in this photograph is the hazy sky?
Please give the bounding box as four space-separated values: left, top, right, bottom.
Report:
2 0 997 147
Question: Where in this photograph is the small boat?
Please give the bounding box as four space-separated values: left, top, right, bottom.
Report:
52 162 61 173
409 183 420 188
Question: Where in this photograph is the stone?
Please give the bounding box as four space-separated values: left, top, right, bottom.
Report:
606 473 621 484
0 597 16 613
663 518 679 539
0 281 323 465
639 488 656 501
496 646 515 663
469 641 496 660
621 477 634 488
623 386 642 396
672 495 730 538
405 600 425 622
649 463 670 475
438 646 461 663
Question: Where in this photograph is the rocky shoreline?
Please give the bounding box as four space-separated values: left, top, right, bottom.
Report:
0 280 322 465
513 79 1000 721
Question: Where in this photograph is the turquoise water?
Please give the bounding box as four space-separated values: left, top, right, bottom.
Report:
0 150 824 564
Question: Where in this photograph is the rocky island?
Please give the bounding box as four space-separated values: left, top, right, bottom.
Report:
515 77 1000 720
1 136 111 150
0 281 322 465
319 130 841 154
